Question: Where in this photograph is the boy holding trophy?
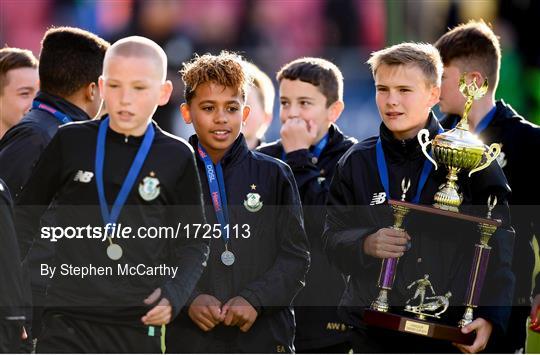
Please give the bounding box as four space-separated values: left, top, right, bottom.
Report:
323 42 514 353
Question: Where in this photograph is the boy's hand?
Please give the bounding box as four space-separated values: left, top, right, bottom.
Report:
363 228 410 258
453 318 492 353
222 296 258 332
280 118 318 153
141 288 172 325
188 294 224 332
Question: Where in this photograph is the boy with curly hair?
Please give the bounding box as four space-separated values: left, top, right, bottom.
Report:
166 51 309 353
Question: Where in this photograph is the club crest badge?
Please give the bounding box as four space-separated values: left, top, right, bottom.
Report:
139 172 160 201
244 184 263 212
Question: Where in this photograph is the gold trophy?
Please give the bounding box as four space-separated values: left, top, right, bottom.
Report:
417 74 501 212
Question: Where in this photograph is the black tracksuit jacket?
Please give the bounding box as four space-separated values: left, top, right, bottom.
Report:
0 179 25 352
168 134 310 353
441 100 540 305
258 124 357 350
323 114 515 350
14 118 209 325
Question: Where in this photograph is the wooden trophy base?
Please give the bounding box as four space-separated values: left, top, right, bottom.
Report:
364 308 475 345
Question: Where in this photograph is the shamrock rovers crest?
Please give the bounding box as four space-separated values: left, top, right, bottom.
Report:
139 171 160 201
244 184 263 212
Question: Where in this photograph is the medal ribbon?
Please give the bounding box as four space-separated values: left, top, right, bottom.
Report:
281 132 329 161
95 117 155 232
32 100 73 124
376 127 443 203
196 143 230 244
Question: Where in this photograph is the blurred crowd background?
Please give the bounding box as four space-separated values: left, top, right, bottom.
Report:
1 0 539 141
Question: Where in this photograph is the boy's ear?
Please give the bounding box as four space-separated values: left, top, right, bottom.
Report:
328 100 345 123
180 103 192 124
158 80 173 106
85 82 97 102
242 105 251 125
428 85 441 107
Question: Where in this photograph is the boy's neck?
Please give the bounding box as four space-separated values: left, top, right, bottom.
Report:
391 119 429 141
200 142 227 164
108 119 151 137
314 124 332 143
463 95 496 131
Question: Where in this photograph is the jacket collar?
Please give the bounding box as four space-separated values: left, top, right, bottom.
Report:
379 111 442 162
34 91 91 122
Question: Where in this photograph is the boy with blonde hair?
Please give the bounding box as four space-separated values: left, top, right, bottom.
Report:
243 61 275 150
167 51 309 353
323 42 514 353
15 36 208 353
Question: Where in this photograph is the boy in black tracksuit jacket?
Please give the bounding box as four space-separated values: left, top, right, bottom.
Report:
323 43 515 353
258 57 355 352
14 37 208 353
0 28 109 346
0 179 26 352
434 21 540 352
166 52 310 353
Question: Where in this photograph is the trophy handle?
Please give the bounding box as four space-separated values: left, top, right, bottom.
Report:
468 143 501 177
417 129 438 170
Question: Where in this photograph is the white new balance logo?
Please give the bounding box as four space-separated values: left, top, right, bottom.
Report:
73 170 94 183
370 192 386 205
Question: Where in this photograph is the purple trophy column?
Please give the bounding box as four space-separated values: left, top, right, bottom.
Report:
464 244 491 305
379 257 398 289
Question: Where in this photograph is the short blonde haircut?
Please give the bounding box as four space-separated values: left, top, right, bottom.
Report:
367 42 443 87
105 36 168 82
244 61 275 116
180 51 252 104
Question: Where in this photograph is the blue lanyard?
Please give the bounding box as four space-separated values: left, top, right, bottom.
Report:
281 133 329 161
376 128 443 203
196 144 230 243
95 117 155 229
32 100 72 124
449 106 496 134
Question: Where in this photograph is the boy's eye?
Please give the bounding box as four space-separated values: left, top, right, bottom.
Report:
280 101 290 107
134 86 146 91
300 100 311 106
108 83 119 88
201 106 214 112
227 106 239 113
400 88 411 93
376 87 388 92
18 92 31 98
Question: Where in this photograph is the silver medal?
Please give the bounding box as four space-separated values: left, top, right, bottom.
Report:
221 250 235 266
107 243 123 260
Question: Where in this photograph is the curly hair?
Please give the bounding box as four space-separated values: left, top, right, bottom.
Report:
180 51 252 103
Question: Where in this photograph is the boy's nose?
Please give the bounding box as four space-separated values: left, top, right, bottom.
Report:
214 110 228 123
120 89 132 105
287 105 300 119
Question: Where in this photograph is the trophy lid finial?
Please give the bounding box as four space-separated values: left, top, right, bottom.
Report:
487 195 497 219
401 178 411 201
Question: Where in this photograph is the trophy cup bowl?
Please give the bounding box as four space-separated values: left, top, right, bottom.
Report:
417 75 500 212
